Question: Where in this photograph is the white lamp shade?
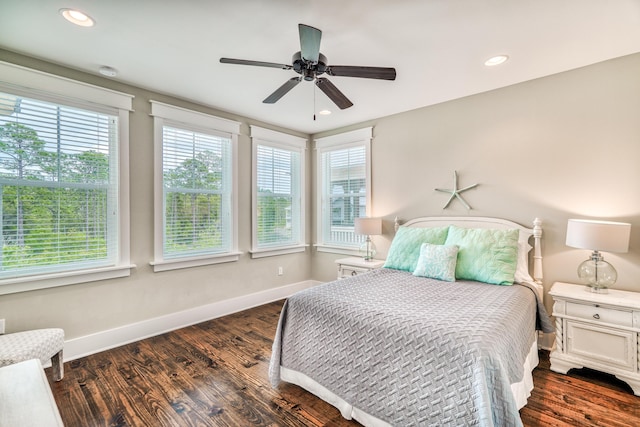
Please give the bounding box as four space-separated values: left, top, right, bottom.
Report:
354 217 382 236
566 219 631 253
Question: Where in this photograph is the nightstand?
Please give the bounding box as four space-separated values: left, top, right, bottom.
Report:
335 257 385 279
549 282 640 395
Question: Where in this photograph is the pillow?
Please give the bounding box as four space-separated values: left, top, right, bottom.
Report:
444 226 519 285
514 240 534 283
413 243 459 282
383 226 449 272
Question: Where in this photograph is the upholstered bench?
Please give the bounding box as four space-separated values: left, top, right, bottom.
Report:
0 328 64 381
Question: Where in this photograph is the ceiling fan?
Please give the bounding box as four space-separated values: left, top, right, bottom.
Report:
220 24 396 110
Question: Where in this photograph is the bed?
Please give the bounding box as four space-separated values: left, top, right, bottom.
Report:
269 216 554 427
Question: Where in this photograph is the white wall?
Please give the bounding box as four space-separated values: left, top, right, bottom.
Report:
312 53 640 312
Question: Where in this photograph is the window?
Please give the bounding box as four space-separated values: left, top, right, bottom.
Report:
0 61 133 294
251 126 306 258
315 127 372 254
150 101 240 272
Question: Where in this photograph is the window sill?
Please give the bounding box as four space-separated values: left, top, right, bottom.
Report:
314 244 361 257
0 264 136 296
150 252 242 272
250 245 307 259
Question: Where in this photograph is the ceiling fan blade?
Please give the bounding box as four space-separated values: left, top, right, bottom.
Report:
327 65 396 80
263 77 302 104
315 78 353 109
299 24 322 63
220 58 292 70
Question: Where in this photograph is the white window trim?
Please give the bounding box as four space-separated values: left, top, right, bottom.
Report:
149 101 241 272
0 63 135 295
314 127 372 256
250 125 307 258
0 61 134 111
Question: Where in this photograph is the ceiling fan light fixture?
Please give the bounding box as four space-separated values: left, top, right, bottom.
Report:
318 109 331 115
303 69 315 81
484 55 509 67
60 8 95 27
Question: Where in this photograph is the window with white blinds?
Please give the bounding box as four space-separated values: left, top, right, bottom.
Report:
251 126 305 257
162 126 232 258
315 128 371 253
0 92 119 279
150 101 240 271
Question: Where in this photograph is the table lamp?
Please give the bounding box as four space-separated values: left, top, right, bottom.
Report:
354 217 382 261
565 219 631 293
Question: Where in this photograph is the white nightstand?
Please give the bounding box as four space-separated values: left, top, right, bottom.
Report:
549 282 640 395
335 257 385 279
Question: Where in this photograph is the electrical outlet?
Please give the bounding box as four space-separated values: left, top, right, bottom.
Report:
0 319 5 334
278 266 283 276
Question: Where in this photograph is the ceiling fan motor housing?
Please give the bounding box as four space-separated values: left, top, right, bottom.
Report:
292 51 327 80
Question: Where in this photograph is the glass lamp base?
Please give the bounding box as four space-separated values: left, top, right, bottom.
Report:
587 285 609 294
577 255 617 294
358 237 377 261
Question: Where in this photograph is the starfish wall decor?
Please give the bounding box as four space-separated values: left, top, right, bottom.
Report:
435 170 479 210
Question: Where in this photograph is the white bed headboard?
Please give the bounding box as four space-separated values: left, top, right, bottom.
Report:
394 216 543 286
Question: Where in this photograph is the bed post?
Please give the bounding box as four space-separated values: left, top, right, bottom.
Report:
532 218 543 285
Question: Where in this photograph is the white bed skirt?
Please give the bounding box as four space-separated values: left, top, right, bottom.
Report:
279 339 539 426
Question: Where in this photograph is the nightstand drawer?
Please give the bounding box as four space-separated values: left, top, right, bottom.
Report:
566 302 633 327
339 266 369 278
335 257 385 280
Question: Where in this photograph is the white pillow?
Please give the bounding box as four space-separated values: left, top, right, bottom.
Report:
413 243 459 282
514 241 534 283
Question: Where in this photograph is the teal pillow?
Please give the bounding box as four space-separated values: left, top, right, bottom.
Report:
413 243 459 282
383 226 449 272
444 226 519 285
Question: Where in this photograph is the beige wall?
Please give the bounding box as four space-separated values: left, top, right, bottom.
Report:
0 50 311 338
1 49 639 340
312 53 640 312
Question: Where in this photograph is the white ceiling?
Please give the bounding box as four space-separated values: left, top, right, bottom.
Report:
1 0 639 134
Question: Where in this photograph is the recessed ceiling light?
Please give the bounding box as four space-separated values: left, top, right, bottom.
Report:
484 55 509 67
60 8 95 27
318 110 331 115
99 66 118 77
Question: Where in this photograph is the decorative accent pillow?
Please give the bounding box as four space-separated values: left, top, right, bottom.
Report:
444 226 519 285
413 243 459 282
383 226 449 272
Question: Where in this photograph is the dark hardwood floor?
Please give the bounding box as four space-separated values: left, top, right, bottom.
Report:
46 300 640 426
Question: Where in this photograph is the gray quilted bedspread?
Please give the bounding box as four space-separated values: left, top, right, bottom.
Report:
270 268 554 427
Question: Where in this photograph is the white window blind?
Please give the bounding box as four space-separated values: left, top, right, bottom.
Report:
162 125 232 258
150 101 240 271
315 128 371 252
250 126 306 257
0 91 119 278
256 144 300 248
322 146 367 246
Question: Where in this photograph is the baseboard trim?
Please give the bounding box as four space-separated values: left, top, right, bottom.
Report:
63 280 321 362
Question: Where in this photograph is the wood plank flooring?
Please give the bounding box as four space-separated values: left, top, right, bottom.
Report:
45 300 640 426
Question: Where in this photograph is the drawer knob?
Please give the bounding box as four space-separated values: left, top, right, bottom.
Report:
593 313 600 320
351 271 357 276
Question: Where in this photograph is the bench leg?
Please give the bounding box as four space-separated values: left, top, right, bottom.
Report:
51 350 64 381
